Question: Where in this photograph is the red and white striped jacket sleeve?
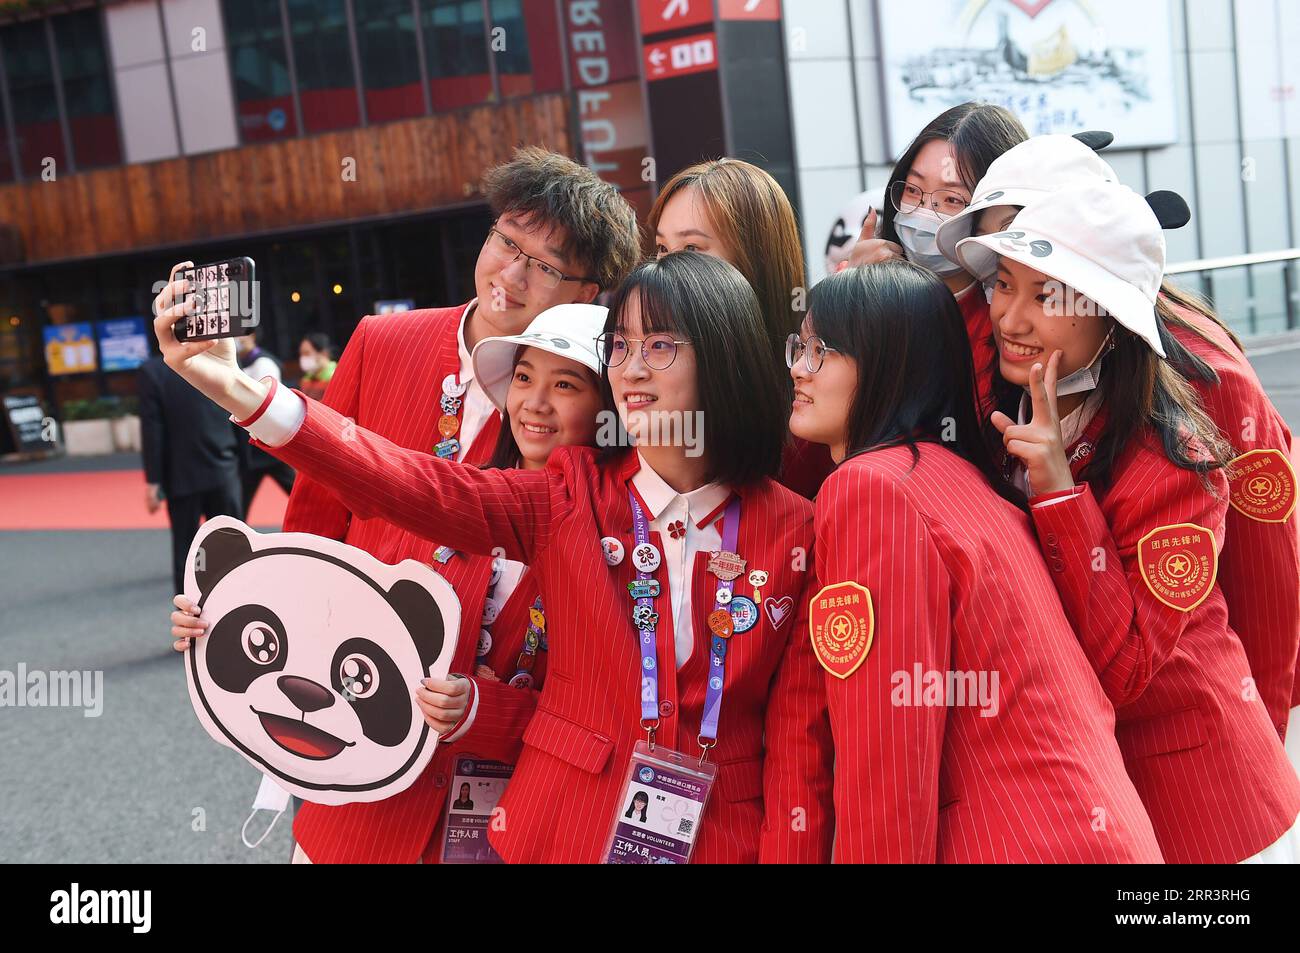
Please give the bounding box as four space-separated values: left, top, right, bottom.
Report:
280 317 369 539
1029 448 1229 707
254 391 567 564
757 566 834 863
814 464 949 862
449 678 540 765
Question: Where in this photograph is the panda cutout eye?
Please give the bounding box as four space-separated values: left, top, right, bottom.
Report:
242 622 281 665
339 653 379 700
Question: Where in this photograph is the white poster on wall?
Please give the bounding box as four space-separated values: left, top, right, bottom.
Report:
877 0 1179 157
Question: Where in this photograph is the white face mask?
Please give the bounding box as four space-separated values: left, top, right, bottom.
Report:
1031 330 1114 400
299 355 319 375
893 207 967 277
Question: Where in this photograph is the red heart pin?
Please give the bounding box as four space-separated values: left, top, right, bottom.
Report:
764 595 793 630
1007 0 1054 17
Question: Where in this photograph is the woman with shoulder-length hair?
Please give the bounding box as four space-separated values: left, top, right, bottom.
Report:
648 157 834 498
787 259 1162 863
155 250 835 865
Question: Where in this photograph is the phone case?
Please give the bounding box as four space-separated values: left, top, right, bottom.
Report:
175 257 257 342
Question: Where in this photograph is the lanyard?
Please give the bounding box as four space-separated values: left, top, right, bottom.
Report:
508 596 547 689
628 491 740 760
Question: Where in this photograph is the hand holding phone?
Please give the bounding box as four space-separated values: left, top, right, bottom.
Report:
174 257 257 342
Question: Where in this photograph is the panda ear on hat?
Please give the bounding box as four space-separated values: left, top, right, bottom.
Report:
1072 130 1115 152
1145 190 1192 229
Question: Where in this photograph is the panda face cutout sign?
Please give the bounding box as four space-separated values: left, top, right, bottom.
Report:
183 517 459 804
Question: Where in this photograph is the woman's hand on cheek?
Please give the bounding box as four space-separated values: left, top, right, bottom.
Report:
846 208 907 268
990 350 1075 497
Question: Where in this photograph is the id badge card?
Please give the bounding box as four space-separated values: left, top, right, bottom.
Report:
603 740 717 864
439 756 513 864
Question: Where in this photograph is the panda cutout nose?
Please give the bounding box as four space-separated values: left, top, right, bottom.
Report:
277 675 335 714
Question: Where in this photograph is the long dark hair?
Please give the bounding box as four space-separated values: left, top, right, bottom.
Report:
625 792 648 822
808 260 1022 508
880 103 1027 247
985 323 1232 490
602 252 788 487
481 344 611 471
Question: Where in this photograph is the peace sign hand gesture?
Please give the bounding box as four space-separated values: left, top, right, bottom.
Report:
989 350 1076 498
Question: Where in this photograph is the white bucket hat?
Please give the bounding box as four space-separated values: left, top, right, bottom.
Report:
936 134 1118 271
955 181 1167 358
471 303 608 411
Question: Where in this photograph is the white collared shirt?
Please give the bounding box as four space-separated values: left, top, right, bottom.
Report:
629 453 731 669
453 299 495 464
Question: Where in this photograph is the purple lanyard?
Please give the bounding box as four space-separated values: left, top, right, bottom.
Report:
628 491 740 753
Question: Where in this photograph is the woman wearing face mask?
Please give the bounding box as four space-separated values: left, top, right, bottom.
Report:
785 260 1162 862
648 158 833 499
938 134 1300 750
156 251 834 864
845 102 1027 414
170 304 612 864
958 181 1300 863
297 333 336 402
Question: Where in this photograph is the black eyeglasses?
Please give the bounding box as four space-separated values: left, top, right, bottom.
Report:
785 332 839 373
483 223 596 290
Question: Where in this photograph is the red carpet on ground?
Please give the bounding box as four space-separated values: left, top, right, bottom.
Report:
0 467 287 531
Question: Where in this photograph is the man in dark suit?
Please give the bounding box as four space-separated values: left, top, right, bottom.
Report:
138 354 242 593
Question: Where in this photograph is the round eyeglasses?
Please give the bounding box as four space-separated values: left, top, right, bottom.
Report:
785 332 839 374
596 331 691 370
888 180 970 220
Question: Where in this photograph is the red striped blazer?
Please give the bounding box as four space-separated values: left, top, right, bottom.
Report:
1029 417 1300 863
255 396 836 863
815 443 1162 863
1165 303 1299 735
279 305 542 864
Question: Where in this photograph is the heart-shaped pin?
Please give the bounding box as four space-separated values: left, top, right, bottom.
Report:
1007 0 1053 18
764 595 794 630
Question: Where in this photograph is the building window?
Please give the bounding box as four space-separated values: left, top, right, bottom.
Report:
52 10 121 169
422 0 491 111
1 20 65 178
491 0 564 98
224 0 298 142
355 0 426 123
288 0 361 133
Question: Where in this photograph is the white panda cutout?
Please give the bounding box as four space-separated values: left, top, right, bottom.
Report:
182 516 460 805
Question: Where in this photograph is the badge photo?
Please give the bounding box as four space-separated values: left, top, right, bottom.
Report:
1137 523 1218 613
182 517 460 805
1227 449 1297 523
809 581 874 679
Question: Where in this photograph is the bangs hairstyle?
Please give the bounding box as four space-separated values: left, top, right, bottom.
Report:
809 260 1022 508
482 343 610 471
645 159 806 358
482 146 641 291
880 102 1027 247
602 252 788 487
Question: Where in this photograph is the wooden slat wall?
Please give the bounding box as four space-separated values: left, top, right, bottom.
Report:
0 93 573 264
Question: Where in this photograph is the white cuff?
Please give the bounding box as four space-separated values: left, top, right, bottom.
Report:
1030 487 1085 509
238 381 307 447
440 677 480 744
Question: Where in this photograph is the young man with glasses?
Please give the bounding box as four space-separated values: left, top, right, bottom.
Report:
165 146 640 863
